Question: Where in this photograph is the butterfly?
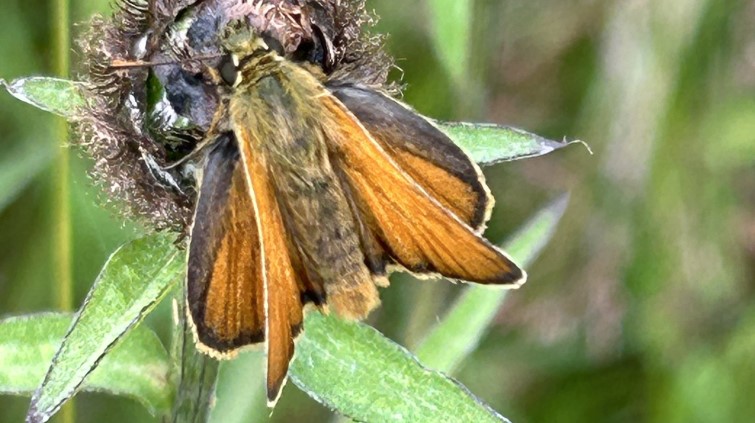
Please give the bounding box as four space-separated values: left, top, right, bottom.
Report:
183 25 526 405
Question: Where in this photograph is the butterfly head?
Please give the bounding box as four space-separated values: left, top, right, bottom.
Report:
217 25 285 87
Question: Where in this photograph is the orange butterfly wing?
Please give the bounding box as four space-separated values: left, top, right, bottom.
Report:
322 97 525 285
187 136 266 354
187 133 306 405
330 84 491 231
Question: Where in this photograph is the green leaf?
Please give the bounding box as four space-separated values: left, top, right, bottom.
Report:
1 77 86 119
0 313 172 415
27 233 183 423
415 194 570 373
290 313 509 422
438 121 587 166
427 0 473 85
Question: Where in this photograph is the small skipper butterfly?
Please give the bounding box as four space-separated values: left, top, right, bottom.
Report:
123 24 526 405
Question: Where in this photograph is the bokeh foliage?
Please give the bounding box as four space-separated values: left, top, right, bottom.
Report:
1 0 754 422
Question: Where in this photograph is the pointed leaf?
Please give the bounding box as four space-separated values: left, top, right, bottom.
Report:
290 313 510 422
415 194 570 373
27 233 183 423
0 313 172 415
1 77 86 119
438 121 585 166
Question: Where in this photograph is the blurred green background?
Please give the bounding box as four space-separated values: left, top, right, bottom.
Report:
1 0 754 422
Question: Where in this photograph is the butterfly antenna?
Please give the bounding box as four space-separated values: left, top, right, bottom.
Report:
109 54 223 70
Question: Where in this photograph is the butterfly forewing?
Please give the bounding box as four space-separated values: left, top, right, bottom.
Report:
329 83 491 232
320 96 526 285
187 135 265 354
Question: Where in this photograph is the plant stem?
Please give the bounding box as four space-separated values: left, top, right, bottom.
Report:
52 0 72 313
51 0 73 422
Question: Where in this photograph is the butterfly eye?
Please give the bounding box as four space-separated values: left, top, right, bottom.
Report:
218 54 239 86
261 33 285 56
